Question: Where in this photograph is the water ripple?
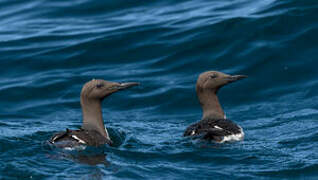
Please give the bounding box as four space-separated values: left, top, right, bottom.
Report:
1 0 318 179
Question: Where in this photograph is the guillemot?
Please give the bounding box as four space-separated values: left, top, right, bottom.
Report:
184 71 247 143
49 79 139 148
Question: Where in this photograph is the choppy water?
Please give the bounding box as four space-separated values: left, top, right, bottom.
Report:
1 0 318 179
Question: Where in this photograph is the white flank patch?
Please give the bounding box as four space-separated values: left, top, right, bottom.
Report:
191 130 195 135
64 145 86 151
64 147 73 151
220 127 244 143
51 135 59 143
214 125 223 130
71 135 86 144
105 127 110 139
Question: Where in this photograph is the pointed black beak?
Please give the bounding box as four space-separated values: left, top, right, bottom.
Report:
115 82 140 90
227 75 248 83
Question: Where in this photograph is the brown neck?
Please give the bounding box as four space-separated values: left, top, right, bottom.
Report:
197 90 225 120
80 96 109 139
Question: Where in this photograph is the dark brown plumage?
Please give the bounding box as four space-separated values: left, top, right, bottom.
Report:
50 79 139 148
184 71 247 142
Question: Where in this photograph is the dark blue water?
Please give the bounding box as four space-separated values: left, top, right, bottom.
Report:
1 0 318 179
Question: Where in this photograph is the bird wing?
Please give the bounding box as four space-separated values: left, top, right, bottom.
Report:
49 129 70 143
184 118 241 139
50 129 112 147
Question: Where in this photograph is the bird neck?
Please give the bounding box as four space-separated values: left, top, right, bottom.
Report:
80 97 109 139
198 91 225 120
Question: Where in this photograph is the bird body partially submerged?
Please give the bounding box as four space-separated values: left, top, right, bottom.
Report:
50 128 112 147
50 79 139 148
184 118 244 143
184 71 247 143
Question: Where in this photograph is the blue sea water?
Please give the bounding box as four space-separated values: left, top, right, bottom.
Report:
1 0 318 179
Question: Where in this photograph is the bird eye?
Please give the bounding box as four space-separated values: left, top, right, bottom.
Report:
96 83 104 88
210 74 217 79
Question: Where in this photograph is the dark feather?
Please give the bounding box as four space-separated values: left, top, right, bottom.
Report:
184 118 242 141
50 129 112 148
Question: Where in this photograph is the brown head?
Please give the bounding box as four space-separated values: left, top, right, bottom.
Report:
80 79 139 139
81 79 139 101
196 71 247 119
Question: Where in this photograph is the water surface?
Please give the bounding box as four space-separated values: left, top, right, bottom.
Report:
1 0 318 179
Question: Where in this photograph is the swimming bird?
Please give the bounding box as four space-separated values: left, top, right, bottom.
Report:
49 79 139 148
184 71 247 143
